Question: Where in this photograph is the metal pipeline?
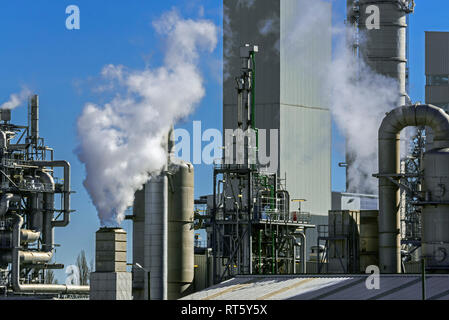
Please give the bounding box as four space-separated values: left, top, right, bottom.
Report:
298 232 307 274
37 170 55 252
0 130 7 150
162 172 168 301
31 161 70 227
0 193 13 217
378 104 449 273
10 213 89 294
20 230 40 244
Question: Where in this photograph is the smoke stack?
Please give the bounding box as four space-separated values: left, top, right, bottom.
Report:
90 227 132 300
30 95 39 143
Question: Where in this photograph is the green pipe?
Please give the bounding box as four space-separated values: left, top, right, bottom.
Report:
250 52 258 171
259 229 263 274
258 175 275 211
272 231 276 275
251 52 256 130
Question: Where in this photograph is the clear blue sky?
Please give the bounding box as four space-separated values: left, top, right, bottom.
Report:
0 0 446 283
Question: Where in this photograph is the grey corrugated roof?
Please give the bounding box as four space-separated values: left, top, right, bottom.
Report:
181 275 449 300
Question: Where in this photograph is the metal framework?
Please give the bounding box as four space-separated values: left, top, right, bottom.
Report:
210 165 314 283
206 44 314 284
0 95 88 296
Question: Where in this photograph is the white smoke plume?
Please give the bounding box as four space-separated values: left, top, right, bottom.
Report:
1 88 31 110
330 39 400 193
76 10 218 226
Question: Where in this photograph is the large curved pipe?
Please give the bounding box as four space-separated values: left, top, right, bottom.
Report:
378 104 449 273
32 161 70 227
10 213 89 294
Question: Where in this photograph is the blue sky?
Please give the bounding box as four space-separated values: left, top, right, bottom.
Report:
0 0 447 283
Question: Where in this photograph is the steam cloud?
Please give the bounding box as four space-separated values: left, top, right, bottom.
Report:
1 88 31 110
77 10 218 225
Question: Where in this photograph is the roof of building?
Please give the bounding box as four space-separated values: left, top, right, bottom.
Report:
182 274 449 300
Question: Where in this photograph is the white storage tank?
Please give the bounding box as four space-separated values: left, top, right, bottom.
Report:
168 161 194 299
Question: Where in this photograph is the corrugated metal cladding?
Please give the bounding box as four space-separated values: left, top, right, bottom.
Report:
181 275 449 300
425 32 449 115
425 32 449 76
223 0 332 218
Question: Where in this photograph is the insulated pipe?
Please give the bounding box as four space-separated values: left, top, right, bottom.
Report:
1 250 53 264
30 193 43 233
10 213 89 294
297 232 307 274
378 104 449 273
0 130 7 150
162 172 168 300
38 171 55 252
20 230 41 244
31 161 70 227
0 193 13 217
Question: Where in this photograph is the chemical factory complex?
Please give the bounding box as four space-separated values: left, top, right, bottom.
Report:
1 0 449 303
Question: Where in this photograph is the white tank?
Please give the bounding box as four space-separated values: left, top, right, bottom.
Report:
168 161 194 299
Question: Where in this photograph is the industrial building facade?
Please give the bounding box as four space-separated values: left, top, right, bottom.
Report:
223 0 332 255
426 31 449 112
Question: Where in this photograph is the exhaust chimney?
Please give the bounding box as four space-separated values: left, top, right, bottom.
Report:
30 95 39 143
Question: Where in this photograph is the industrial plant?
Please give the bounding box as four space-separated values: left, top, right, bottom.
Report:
2 0 449 301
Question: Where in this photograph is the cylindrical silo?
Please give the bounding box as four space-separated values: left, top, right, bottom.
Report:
358 0 414 107
145 174 168 300
422 148 449 270
168 161 194 299
132 186 146 300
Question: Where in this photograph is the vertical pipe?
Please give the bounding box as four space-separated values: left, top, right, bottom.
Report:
298 232 307 274
272 230 275 274
147 271 151 301
30 95 39 143
259 229 262 274
292 238 296 274
250 52 256 130
421 258 426 300
162 173 168 300
212 172 217 284
248 171 252 274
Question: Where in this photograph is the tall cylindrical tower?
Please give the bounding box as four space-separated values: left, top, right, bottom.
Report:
168 161 194 299
358 0 414 107
346 0 414 194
